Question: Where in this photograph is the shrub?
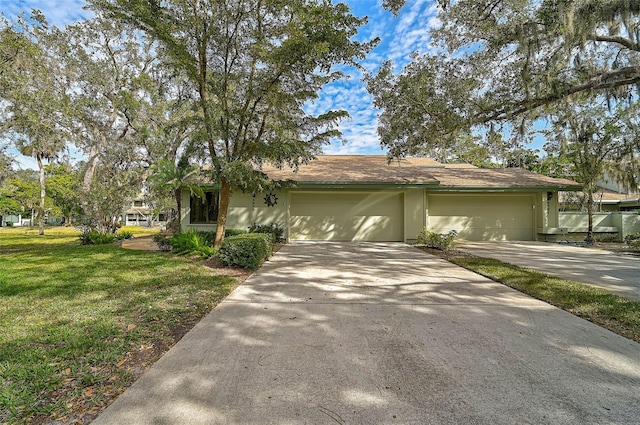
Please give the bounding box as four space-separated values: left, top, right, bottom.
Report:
593 233 620 243
79 230 117 245
248 223 284 242
217 233 273 269
153 233 173 251
116 230 134 240
169 229 216 258
6 221 13 227
629 239 640 250
225 228 248 237
416 228 457 251
624 233 640 245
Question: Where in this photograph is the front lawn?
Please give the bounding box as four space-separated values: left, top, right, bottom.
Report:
450 256 640 343
0 227 237 424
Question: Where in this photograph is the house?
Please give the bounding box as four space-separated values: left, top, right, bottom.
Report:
122 197 167 227
559 188 640 212
180 155 582 242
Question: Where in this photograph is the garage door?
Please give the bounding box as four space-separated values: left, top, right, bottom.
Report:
427 194 534 241
289 192 404 241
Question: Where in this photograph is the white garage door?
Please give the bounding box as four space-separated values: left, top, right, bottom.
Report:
427 194 534 241
289 192 404 241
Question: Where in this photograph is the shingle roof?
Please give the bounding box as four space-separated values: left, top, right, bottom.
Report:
261 155 440 184
260 155 581 189
559 188 640 203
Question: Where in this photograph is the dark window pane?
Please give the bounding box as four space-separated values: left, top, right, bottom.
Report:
190 191 219 224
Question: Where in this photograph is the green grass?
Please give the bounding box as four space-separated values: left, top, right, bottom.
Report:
0 227 236 424
450 256 640 343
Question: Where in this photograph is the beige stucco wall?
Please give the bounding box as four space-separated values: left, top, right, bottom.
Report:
404 188 426 242
181 187 561 242
180 188 288 236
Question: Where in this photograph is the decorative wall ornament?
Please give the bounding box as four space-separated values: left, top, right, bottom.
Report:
264 192 278 207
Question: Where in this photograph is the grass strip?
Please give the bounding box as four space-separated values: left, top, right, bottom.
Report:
450 256 640 344
0 228 237 424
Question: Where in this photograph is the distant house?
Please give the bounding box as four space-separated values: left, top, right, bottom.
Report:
180 155 582 242
123 197 167 227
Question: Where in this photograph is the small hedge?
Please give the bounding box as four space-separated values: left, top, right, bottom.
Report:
416 228 457 251
217 233 273 269
249 223 284 242
169 229 216 258
79 229 133 245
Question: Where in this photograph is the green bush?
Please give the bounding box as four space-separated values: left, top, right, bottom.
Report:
116 230 134 240
169 229 216 258
225 228 248 237
629 239 640 250
217 233 273 269
6 221 13 227
153 233 173 251
624 233 640 245
79 230 117 245
593 233 620 243
248 223 284 242
416 228 457 251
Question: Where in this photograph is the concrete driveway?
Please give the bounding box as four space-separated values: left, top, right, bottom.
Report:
93 242 640 425
458 241 640 301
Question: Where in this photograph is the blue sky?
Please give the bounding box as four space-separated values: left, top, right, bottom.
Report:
1 0 439 169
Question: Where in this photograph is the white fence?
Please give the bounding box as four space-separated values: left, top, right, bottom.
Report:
558 212 640 240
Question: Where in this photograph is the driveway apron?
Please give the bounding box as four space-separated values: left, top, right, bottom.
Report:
92 242 640 425
458 241 640 302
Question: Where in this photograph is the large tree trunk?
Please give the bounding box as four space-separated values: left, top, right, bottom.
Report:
37 154 46 236
585 189 594 244
214 178 231 249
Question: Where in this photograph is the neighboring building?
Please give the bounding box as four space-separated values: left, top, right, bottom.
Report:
180 155 582 242
123 197 167 227
559 188 640 212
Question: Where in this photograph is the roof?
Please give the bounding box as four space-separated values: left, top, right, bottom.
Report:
261 155 440 185
260 155 582 190
559 188 640 204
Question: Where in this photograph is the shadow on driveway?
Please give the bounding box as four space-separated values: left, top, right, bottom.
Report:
458 241 640 301
93 242 640 425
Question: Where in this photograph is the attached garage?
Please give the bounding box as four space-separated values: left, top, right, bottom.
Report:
182 156 582 242
289 191 404 241
427 193 535 241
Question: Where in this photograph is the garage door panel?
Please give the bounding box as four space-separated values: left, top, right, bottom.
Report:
290 192 403 241
428 194 533 241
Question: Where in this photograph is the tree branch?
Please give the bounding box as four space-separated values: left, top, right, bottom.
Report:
587 34 640 52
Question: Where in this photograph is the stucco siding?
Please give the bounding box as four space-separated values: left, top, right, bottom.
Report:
180 189 288 235
404 188 425 242
427 193 535 241
289 191 404 241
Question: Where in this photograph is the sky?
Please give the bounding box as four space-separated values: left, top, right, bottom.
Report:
0 0 439 169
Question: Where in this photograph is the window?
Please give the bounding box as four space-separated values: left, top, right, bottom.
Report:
133 200 144 207
190 191 219 224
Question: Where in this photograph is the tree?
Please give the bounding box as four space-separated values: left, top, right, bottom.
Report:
544 99 639 242
0 146 12 185
6 170 40 222
146 157 205 231
57 16 158 212
0 13 70 235
46 163 82 226
89 0 375 247
372 0 640 159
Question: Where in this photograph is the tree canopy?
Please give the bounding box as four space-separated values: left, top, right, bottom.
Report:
89 0 376 246
370 0 640 157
